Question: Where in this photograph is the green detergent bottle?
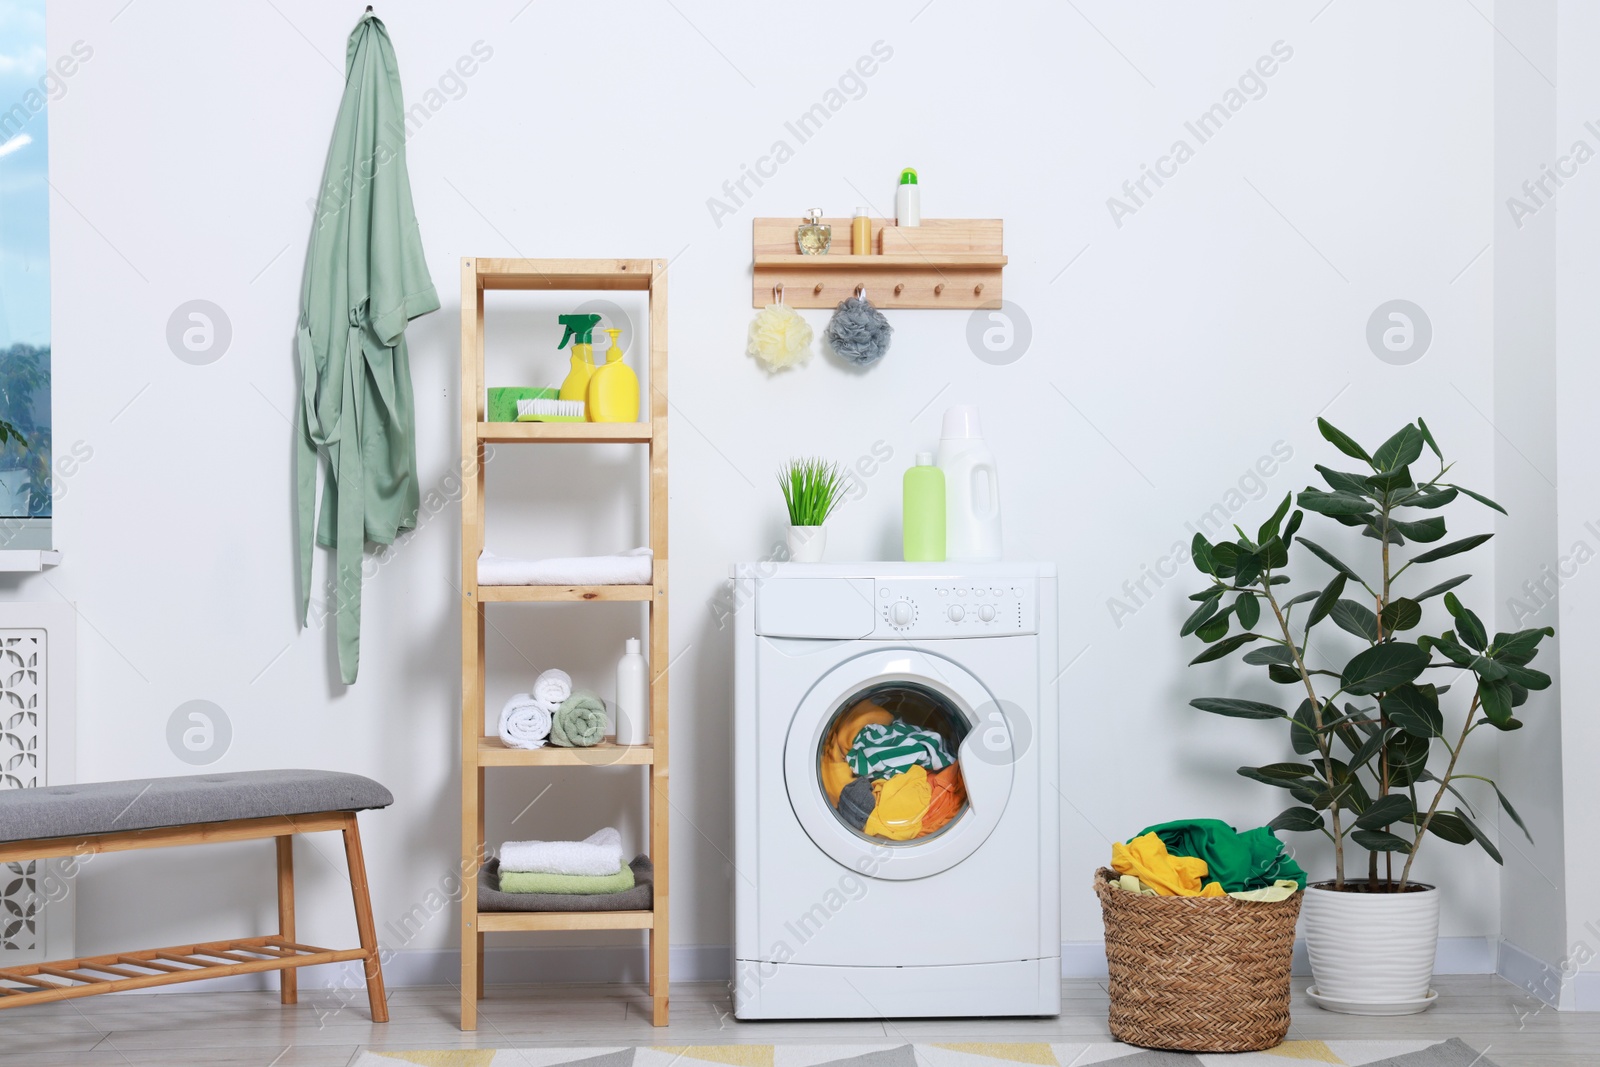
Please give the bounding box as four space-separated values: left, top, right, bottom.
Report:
903 452 946 562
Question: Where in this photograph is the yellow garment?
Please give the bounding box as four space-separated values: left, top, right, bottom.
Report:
821 700 893 805
864 764 929 840
1111 832 1224 897
1228 879 1301 902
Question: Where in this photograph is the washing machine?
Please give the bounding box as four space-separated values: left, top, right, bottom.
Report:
733 561 1060 1019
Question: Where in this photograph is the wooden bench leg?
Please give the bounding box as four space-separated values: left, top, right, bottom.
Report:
341 813 388 1023
275 836 296 1005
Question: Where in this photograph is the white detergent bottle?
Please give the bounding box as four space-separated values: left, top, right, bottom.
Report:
614 638 649 745
937 404 1002 561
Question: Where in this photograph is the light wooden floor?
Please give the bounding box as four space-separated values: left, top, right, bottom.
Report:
0 976 1588 1066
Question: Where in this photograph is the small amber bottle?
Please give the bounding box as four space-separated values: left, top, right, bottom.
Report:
851 206 872 255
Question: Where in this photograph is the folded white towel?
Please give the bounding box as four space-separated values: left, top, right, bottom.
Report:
532 667 572 707
500 826 623 876
478 548 652 587
498 693 553 750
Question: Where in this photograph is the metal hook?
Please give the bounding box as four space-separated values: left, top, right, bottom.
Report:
773 282 784 304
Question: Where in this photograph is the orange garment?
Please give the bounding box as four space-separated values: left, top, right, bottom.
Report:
1111 832 1225 897
920 764 966 834
864 765 929 840
821 700 892 805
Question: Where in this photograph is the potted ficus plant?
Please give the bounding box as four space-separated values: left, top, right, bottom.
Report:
778 457 846 562
1180 418 1553 1016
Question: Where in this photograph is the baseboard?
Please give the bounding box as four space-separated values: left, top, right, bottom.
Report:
1498 939 1565 1008
105 937 1499 996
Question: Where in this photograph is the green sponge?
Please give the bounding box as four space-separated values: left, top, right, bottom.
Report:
488 387 557 422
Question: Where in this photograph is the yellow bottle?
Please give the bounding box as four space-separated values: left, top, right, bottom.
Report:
586 328 639 422
557 313 602 405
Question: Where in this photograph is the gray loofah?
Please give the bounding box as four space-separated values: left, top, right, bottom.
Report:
825 296 892 367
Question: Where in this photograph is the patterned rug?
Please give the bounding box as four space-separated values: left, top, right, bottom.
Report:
350 1039 1497 1067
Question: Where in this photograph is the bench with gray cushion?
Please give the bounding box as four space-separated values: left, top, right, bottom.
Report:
0 769 393 1018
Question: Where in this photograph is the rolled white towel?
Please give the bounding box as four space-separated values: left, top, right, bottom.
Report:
532 667 572 708
500 826 623 876
498 693 553 750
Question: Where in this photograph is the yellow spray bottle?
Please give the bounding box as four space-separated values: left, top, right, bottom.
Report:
586 327 639 422
557 313 602 405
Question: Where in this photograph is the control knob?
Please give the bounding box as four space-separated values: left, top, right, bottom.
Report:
890 600 915 627
947 605 965 622
978 604 997 622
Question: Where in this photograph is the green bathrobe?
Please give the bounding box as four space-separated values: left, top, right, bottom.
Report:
297 12 438 683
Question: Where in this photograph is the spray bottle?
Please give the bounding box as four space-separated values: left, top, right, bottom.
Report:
557 313 603 405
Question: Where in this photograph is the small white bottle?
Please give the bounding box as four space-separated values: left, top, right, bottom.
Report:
614 638 649 745
895 167 920 227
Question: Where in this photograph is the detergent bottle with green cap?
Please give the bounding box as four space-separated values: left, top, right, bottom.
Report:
586 327 639 422
557 313 603 405
895 167 920 226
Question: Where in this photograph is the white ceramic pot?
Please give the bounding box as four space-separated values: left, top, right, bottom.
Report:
786 525 826 562
1301 881 1440 1015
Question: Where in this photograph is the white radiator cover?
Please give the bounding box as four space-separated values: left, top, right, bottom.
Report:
0 605 77 965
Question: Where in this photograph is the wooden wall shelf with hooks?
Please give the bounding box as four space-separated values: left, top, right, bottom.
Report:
752 217 1005 309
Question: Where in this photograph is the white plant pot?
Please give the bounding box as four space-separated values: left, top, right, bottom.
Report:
786 525 826 562
1301 881 1440 1015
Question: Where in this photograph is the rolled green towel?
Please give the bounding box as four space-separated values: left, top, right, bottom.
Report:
551 690 608 747
500 864 636 895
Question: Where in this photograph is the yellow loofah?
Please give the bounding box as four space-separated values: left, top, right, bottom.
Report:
747 302 813 371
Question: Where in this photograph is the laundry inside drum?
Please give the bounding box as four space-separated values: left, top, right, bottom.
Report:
818 682 970 844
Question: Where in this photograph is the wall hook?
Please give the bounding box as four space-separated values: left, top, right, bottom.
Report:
813 283 824 296
773 283 784 304
934 283 945 296
854 285 866 300
973 283 984 296
893 283 904 296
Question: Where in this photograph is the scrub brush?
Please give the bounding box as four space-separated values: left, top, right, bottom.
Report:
516 397 586 422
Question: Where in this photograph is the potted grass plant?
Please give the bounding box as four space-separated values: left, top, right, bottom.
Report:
1179 418 1554 1015
778 457 846 562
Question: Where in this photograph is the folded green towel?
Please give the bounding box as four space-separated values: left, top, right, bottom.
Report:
551 690 608 747
499 864 636 895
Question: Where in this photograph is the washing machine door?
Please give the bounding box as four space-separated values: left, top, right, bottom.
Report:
783 647 1016 881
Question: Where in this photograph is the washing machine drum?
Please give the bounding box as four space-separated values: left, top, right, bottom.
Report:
784 648 1016 881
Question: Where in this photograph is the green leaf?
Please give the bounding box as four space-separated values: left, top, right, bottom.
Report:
1366 466 1414 494
1356 793 1415 829
1331 599 1380 642
1417 769 1478 817
1410 533 1493 564
1191 533 1215 576
1318 418 1372 464
1298 489 1376 517
1233 550 1262 587
1190 697 1288 720
1283 510 1305 542
1403 486 1458 510
1373 425 1426 472
1342 642 1430 695
1414 574 1471 602
1351 829 1413 852
1210 541 1239 578
1381 598 1423 632
1425 811 1476 845
1382 683 1443 738
1258 493 1293 545
1316 465 1373 494
1238 762 1318 788
1456 807 1504 864
1392 516 1447 543
1269 806 1326 833
1259 536 1289 569
1306 573 1348 629
1235 592 1261 630
1290 700 1321 755
1297 537 1367 584
1346 725 1397 773
1268 663 1303 684
1195 613 1230 643
1417 417 1442 460
1243 644 1297 666
1501 663 1552 691
1480 678 1514 725
1420 631 1475 666
1469 655 1508 682
1450 484 1508 515
1385 730 1431 787
1493 626 1554 665
1488 780 1534 843
1180 591 1224 637
1362 518 1407 545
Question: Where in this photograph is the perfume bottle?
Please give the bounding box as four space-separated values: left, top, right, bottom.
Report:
797 208 832 255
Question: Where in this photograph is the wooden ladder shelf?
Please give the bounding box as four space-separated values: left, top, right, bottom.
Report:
457 257 670 1029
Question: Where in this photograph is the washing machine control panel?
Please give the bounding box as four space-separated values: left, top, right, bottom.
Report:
872 578 1037 637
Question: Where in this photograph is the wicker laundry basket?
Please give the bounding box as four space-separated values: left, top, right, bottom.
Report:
1094 867 1302 1052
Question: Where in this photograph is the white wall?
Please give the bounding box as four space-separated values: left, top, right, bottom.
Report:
36 0 1511 983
